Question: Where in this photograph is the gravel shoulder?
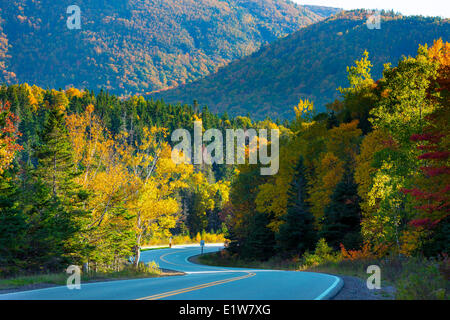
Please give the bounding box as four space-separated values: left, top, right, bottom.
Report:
330 275 396 300
191 254 396 300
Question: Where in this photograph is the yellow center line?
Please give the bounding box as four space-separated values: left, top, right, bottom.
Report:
159 251 184 266
137 272 256 300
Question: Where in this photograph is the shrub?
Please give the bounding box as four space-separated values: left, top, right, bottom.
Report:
396 263 448 300
135 261 160 274
300 239 342 270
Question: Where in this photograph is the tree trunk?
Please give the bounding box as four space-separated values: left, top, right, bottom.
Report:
134 245 141 268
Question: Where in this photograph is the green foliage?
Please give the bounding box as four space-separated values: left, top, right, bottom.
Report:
154 11 449 119
396 261 448 300
276 156 316 255
0 0 326 94
320 168 362 250
243 212 276 261
300 238 342 270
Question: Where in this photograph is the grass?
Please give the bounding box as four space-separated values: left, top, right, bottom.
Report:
196 250 450 300
0 273 68 289
0 262 162 291
195 252 299 270
141 246 170 251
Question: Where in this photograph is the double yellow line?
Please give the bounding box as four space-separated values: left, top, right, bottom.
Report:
137 272 256 300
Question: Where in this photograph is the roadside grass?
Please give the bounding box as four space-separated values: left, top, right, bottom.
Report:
141 246 170 251
196 250 450 300
0 261 162 290
0 273 68 289
195 252 298 270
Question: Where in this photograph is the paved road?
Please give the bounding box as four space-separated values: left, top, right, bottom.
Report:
0 245 343 300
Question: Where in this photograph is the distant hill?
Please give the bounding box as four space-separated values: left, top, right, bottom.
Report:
152 10 449 119
303 5 342 18
0 0 334 95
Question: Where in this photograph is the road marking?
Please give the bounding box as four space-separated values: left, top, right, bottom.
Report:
314 276 342 300
160 251 185 267
137 272 256 300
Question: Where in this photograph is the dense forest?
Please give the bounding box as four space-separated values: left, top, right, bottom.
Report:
0 0 336 95
222 39 449 266
153 10 450 119
0 80 283 274
0 39 448 298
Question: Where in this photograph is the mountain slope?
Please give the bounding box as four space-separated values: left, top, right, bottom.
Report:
152 10 449 119
0 0 332 94
303 5 342 18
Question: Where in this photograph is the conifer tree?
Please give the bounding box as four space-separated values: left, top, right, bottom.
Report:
244 211 275 261
320 168 362 250
276 157 316 255
26 103 90 269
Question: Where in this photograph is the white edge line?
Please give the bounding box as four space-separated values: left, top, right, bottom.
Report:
314 276 342 300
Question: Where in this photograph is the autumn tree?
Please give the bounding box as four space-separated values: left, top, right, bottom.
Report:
21 101 90 271
0 101 22 175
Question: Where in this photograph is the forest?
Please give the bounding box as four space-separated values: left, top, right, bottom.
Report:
0 77 282 275
0 39 449 298
154 10 450 119
0 0 331 95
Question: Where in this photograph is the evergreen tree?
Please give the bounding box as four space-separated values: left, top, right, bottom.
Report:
326 111 339 129
243 211 275 261
320 168 362 250
26 104 90 270
276 157 316 255
0 170 28 275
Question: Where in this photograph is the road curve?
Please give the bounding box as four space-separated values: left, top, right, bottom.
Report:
0 245 343 300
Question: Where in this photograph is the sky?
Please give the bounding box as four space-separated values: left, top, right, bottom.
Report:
295 0 449 18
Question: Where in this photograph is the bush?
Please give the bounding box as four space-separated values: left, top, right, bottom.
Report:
396 263 448 300
135 261 160 274
300 239 342 270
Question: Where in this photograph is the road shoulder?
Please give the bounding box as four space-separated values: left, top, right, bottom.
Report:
0 268 184 295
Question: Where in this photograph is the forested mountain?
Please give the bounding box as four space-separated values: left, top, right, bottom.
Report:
0 0 335 95
152 10 449 119
303 5 341 18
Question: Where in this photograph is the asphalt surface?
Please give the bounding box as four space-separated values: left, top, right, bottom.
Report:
0 244 343 300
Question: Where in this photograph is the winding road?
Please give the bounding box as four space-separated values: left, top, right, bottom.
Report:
0 244 343 300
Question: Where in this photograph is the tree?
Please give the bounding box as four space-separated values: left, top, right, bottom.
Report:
128 137 193 266
276 157 316 255
243 211 275 261
401 57 449 255
308 120 362 223
332 51 378 134
0 101 23 175
363 42 444 255
27 102 90 269
66 105 136 270
0 101 25 275
320 168 362 250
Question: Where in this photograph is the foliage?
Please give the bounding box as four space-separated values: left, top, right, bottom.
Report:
320 168 362 250
0 84 246 274
396 261 448 300
154 11 449 119
300 238 342 270
223 40 449 265
276 156 316 255
0 0 326 95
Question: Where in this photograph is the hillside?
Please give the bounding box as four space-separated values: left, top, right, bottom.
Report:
151 10 450 119
0 0 334 95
